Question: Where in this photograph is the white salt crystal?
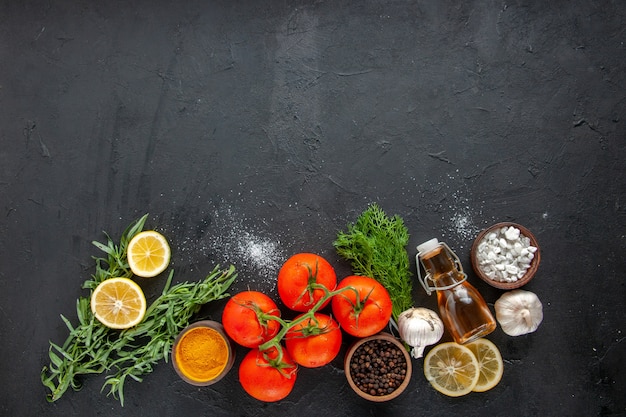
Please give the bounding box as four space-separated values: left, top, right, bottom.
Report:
505 264 519 274
504 226 521 241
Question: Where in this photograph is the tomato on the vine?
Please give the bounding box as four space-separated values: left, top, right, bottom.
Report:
222 291 280 348
285 313 342 368
331 275 393 337
278 253 337 312
239 346 298 402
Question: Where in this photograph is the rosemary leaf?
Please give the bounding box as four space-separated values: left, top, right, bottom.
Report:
61 314 75 332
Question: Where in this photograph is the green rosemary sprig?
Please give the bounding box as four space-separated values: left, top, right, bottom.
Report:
41 215 237 406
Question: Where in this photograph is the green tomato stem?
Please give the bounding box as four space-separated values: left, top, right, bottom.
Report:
257 284 359 353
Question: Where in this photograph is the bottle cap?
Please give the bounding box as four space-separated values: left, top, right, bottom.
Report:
416 238 440 255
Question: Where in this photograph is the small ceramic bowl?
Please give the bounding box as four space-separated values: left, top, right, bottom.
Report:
344 333 412 402
471 222 541 290
171 320 235 386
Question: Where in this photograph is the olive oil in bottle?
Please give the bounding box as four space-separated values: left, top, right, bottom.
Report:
416 239 496 344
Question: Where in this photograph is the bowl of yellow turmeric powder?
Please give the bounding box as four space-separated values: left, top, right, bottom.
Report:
171 320 235 386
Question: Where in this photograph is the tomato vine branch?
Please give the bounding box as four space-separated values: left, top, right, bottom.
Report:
257 283 360 356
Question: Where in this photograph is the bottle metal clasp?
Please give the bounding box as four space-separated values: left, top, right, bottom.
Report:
416 241 467 296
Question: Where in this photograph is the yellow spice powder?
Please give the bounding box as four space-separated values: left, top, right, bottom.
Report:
175 327 229 382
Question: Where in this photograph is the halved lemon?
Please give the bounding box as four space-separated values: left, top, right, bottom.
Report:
465 338 504 392
91 277 147 329
127 230 171 277
423 342 480 397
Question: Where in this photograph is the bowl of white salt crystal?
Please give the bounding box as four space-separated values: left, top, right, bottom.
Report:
470 222 540 290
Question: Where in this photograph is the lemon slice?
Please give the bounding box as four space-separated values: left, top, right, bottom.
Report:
127 230 171 277
423 342 480 397
91 278 147 329
465 338 504 392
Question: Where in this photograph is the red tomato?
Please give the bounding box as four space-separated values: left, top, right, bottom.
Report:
239 346 298 402
222 291 281 348
278 253 337 312
331 275 393 337
285 313 342 368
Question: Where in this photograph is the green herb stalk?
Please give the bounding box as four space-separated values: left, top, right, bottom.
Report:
41 215 237 406
333 203 413 322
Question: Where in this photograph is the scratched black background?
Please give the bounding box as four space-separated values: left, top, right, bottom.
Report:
1 1 625 416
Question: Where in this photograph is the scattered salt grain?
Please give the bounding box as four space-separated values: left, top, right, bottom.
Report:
428 174 489 250
166 203 285 294
233 231 283 275
208 209 284 293
475 226 537 282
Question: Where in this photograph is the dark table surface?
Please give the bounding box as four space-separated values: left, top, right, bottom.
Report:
1 1 625 416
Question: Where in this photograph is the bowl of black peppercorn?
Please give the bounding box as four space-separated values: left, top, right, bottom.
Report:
344 332 412 402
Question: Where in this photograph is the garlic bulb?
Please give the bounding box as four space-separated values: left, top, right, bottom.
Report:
494 289 543 336
397 307 444 359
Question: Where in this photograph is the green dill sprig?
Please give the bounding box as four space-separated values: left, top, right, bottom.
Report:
41 215 237 406
333 203 413 322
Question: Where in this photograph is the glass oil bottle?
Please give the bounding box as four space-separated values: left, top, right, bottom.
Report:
416 238 496 344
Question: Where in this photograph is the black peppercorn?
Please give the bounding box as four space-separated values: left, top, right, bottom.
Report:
349 339 408 397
